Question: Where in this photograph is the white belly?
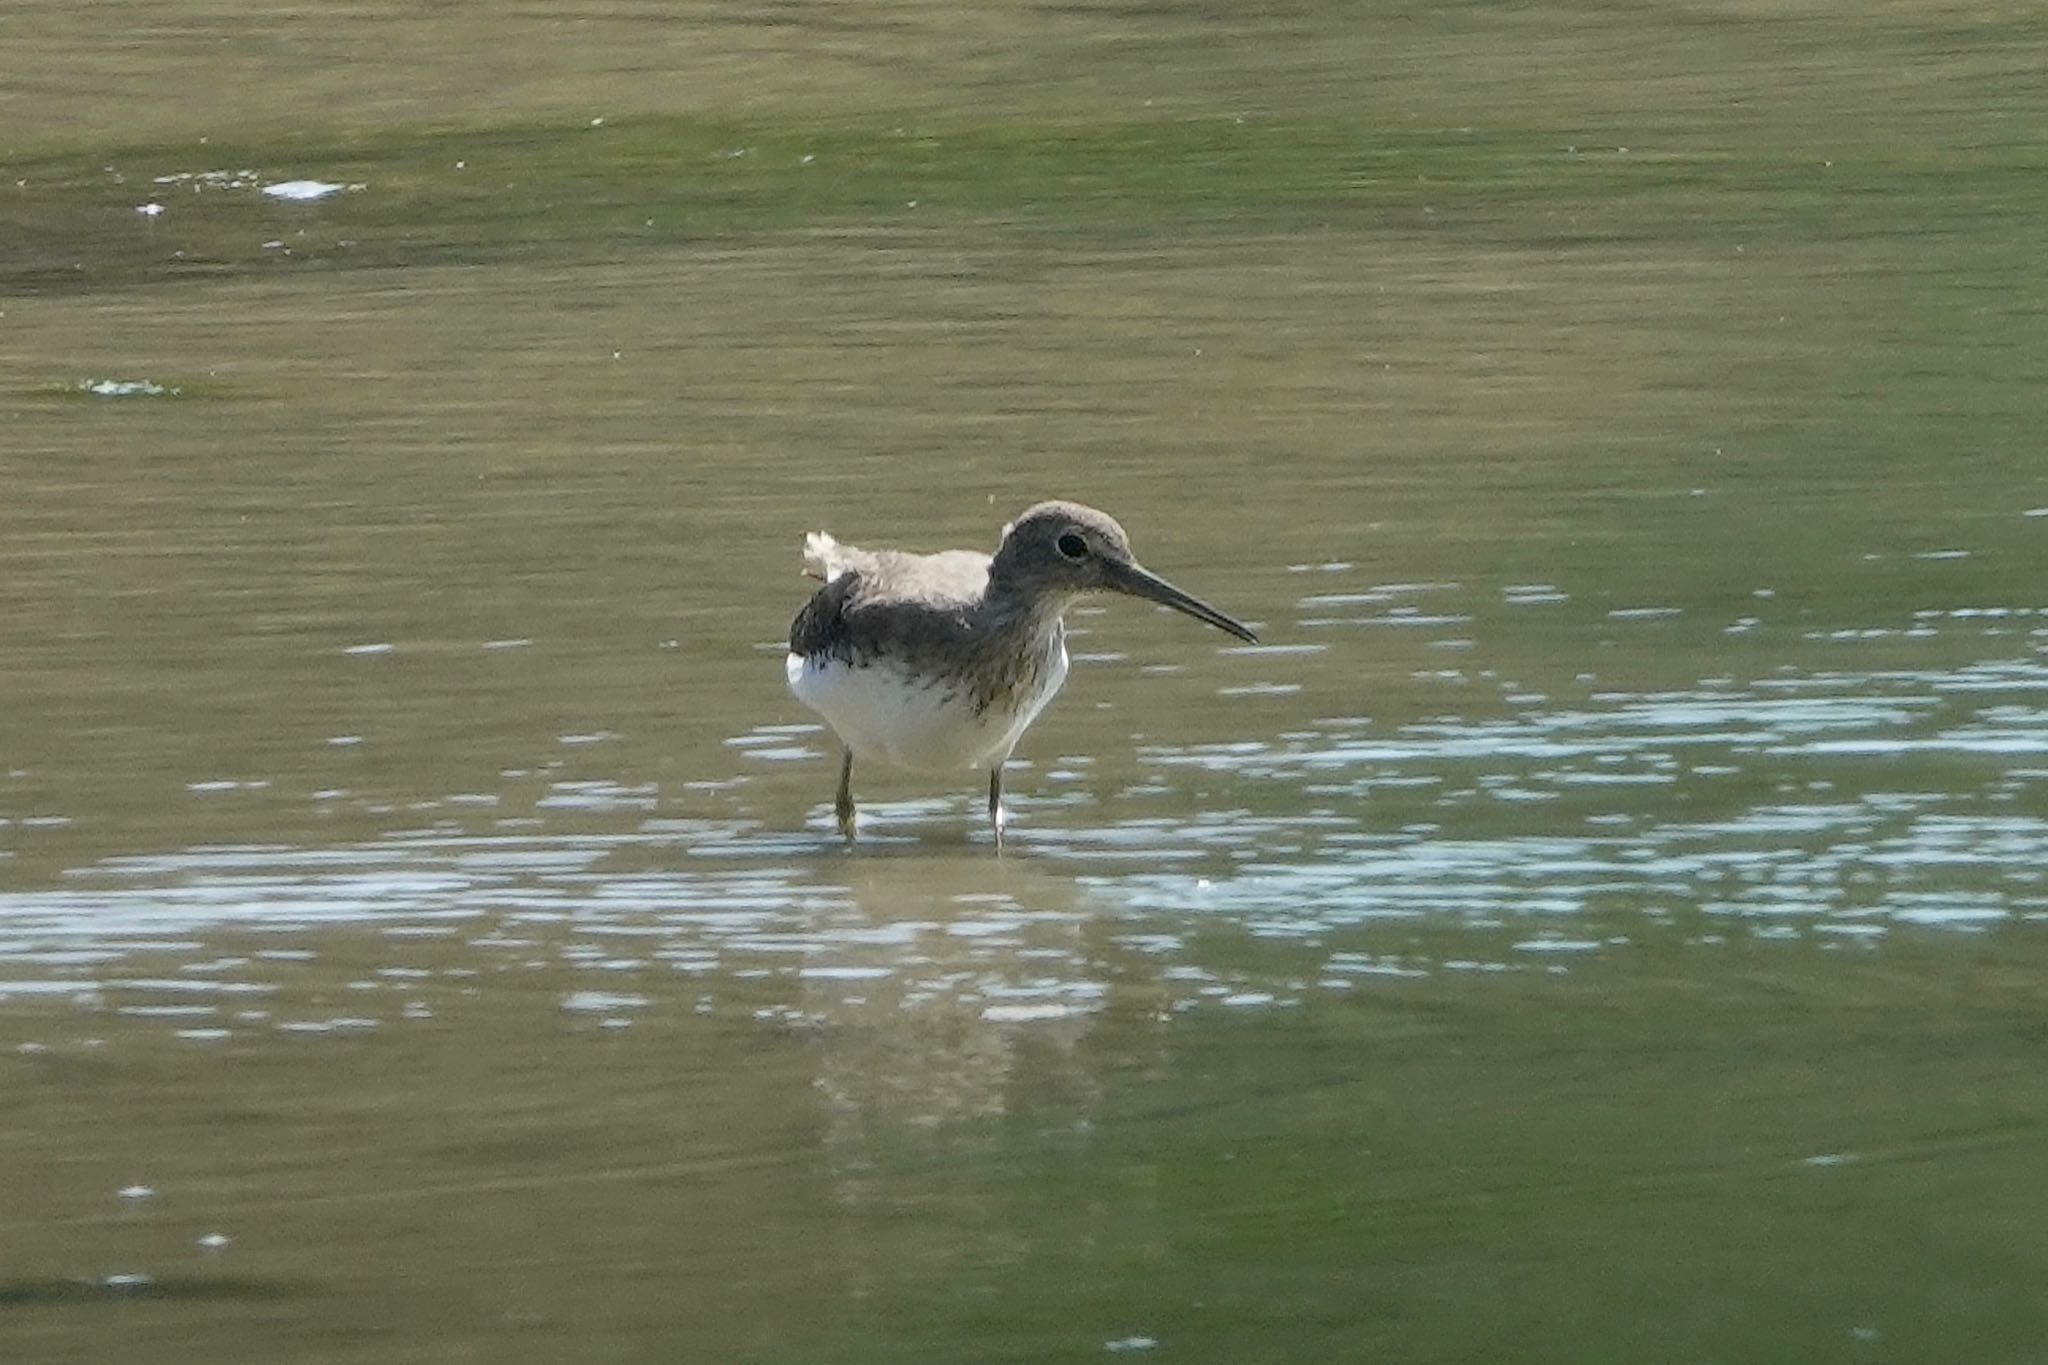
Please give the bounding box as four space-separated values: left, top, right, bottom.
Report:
786 646 1070 773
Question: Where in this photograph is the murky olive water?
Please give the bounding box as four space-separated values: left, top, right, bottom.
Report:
7 3 2048 1361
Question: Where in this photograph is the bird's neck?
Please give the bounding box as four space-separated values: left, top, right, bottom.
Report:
952 579 1070 712
980 576 1072 648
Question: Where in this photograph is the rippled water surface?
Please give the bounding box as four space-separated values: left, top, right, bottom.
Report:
7 2 2048 1361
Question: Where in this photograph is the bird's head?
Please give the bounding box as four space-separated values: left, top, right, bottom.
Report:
992 501 1257 642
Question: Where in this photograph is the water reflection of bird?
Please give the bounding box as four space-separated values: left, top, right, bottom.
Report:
787 501 1257 847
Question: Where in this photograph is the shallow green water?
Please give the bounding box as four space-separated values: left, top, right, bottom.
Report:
5 1 2048 1360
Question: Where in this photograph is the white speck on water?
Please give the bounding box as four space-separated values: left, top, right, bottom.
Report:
944 919 1017 939
1889 902 2007 929
1608 607 1682 620
78 378 174 397
982 1003 1082 1022
483 638 533 649
197 1233 232 1251
136 202 165 217
328 735 362 747
1803 1152 1858 1167
562 991 648 1014
2024 508 2048 518
102 1273 155 1291
277 1017 378 1035
559 731 615 746
343 642 393 656
175 1028 231 1042
118 1185 155 1201
1512 938 1603 954
1325 957 1429 978
737 745 819 763
1221 644 1325 657
1914 549 1970 560
1814 922 1886 939
538 779 656 811
261 179 346 201
1105 1336 1158 1353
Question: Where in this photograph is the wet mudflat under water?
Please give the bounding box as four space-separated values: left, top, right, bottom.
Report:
6 1 2048 1360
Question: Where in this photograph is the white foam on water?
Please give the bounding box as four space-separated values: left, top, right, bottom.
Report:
261 179 347 200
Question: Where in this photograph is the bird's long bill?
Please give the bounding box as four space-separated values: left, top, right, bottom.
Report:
1112 562 1259 643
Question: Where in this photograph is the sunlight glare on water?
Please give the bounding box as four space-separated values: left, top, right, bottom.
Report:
6 583 2044 1020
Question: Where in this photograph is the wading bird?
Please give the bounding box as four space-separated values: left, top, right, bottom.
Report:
787 501 1257 846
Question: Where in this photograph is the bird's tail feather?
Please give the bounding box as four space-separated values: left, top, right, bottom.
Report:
802 531 851 582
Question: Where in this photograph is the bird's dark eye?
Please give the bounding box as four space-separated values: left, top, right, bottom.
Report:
1056 533 1088 560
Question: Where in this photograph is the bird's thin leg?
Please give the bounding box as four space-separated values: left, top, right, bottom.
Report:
988 764 1005 851
835 749 856 842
